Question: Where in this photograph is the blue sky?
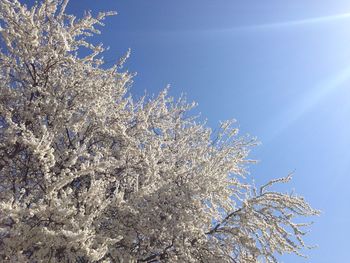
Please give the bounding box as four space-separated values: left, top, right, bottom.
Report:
23 0 350 262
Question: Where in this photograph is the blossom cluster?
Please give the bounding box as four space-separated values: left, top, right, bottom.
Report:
0 1 318 262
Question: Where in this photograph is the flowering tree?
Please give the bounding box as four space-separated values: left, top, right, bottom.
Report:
0 0 318 262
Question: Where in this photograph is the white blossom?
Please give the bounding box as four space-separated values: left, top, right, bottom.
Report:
0 1 318 262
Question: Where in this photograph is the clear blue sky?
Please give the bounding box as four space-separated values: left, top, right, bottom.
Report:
23 1 350 262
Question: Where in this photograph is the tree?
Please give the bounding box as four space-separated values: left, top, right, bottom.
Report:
0 0 318 262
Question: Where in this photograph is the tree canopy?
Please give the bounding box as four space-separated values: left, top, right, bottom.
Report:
0 0 318 262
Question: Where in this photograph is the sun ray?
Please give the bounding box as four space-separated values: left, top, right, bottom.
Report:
262 65 350 141
245 12 350 30
198 12 350 34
